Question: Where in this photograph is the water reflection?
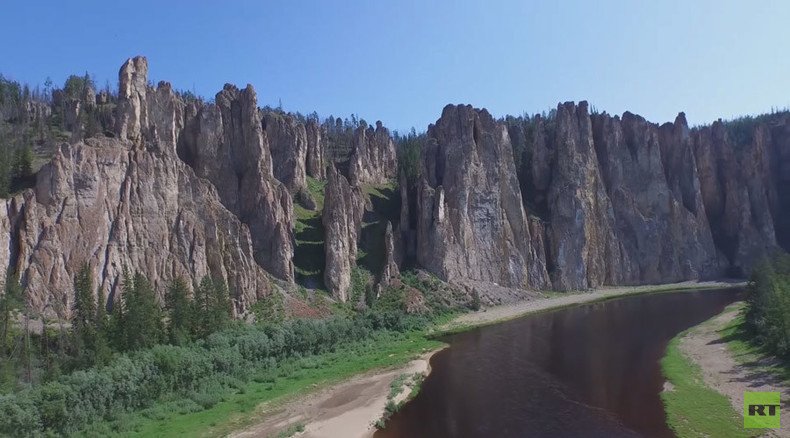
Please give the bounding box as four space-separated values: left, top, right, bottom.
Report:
376 289 741 438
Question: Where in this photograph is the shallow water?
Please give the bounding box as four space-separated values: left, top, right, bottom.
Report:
375 288 741 438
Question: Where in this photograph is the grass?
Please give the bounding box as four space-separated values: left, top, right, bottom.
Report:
98 331 443 437
293 176 327 287
718 303 790 383
660 331 754 438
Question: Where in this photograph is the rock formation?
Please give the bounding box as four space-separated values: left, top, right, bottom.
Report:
410 102 788 292
116 56 149 146
322 164 364 301
692 120 781 274
263 112 308 192
379 221 399 287
4 54 790 316
592 110 720 285
178 85 294 281
305 120 325 179
413 104 549 289
0 138 270 318
348 121 397 185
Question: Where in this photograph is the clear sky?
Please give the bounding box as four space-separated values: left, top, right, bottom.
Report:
1 0 789 132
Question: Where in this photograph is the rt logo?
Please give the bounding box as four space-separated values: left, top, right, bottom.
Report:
744 392 781 429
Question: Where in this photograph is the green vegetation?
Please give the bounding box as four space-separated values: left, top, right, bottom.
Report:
395 129 424 187
0 262 460 437
293 176 327 288
358 182 399 276
276 422 305 438
0 72 117 198
660 258 790 438
661 332 753 438
719 304 790 383
744 253 790 359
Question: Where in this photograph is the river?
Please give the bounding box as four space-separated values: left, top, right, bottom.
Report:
375 288 741 438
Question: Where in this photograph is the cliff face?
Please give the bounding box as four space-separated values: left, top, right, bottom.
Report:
264 112 308 192
1 138 270 317
348 121 398 185
410 102 789 292
178 85 295 282
3 55 790 316
593 111 720 286
692 120 782 275
322 164 365 301
413 105 549 289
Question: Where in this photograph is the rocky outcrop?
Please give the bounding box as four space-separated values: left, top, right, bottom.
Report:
116 56 149 146
114 57 186 154
772 116 790 250
305 120 325 179
348 121 397 185
692 120 780 274
0 138 270 318
414 104 549 289
263 112 307 192
591 111 720 285
178 85 294 281
379 221 399 287
323 164 364 301
546 102 623 289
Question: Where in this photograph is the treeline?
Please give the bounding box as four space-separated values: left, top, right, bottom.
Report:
0 271 430 436
0 73 118 198
745 253 790 359
0 265 234 392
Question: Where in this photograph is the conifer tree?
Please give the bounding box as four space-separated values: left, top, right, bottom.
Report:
120 272 164 351
165 277 192 345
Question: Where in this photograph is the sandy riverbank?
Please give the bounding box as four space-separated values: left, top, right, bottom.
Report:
680 305 790 438
230 350 439 438
232 279 742 438
442 279 743 333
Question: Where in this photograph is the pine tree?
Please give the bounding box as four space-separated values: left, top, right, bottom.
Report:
165 278 192 345
191 276 232 338
72 263 97 366
93 288 111 365
0 144 10 197
13 146 33 179
209 277 232 332
120 272 164 351
0 269 22 355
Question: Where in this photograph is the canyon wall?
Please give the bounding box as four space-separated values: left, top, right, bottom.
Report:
402 102 790 292
2 55 790 315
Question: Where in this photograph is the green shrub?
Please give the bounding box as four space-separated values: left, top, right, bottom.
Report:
745 253 790 359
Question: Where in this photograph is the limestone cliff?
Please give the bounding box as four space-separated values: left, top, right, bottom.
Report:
0 138 270 318
3 54 790 315
178 85 295 282
322 164 364 301
348 121 398 185
264 111 308 192
413 104 549 289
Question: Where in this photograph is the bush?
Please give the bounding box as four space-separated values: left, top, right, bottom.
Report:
0 308 432 435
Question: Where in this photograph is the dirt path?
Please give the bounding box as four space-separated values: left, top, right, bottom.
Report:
680 306 790 437
230 351 437 438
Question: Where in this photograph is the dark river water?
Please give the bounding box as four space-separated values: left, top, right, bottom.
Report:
375 288 741 438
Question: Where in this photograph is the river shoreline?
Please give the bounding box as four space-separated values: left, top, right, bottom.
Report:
439 279 744 335
674 303 790 438
234 279 743 438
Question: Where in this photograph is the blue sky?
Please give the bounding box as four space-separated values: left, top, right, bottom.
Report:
1 0 789 131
